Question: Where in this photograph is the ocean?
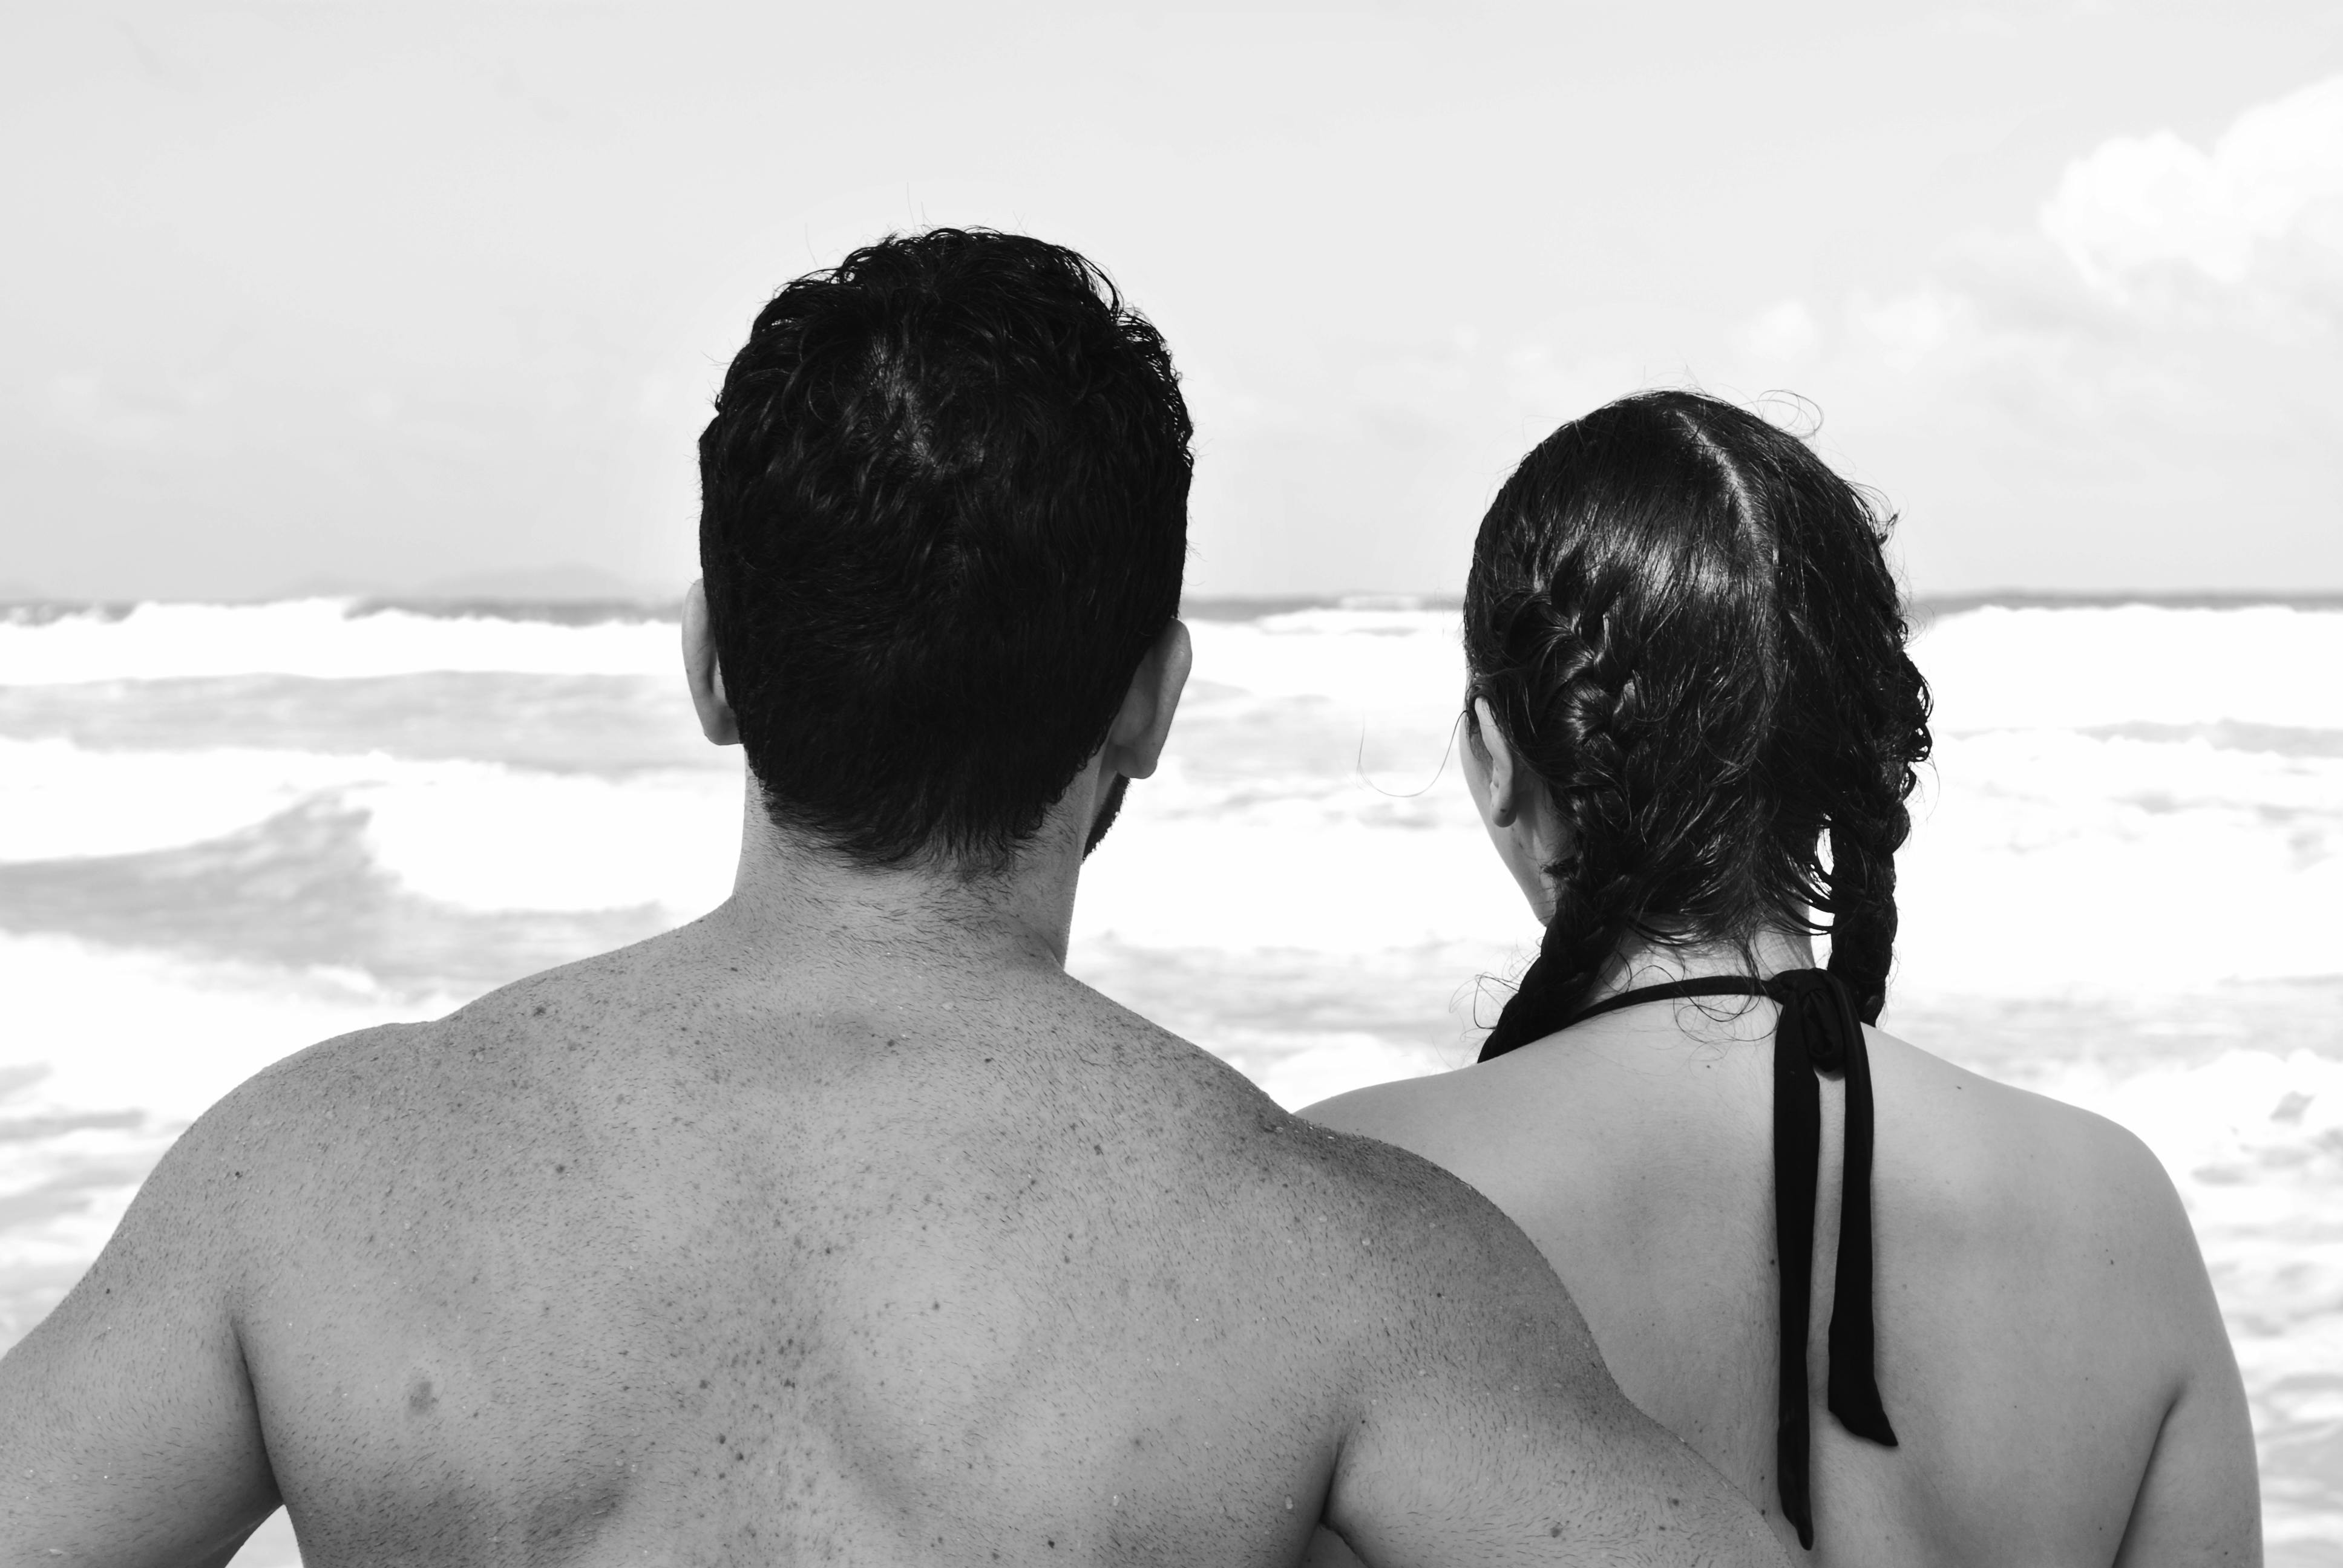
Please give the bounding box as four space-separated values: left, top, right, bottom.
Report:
1 596 2337 1564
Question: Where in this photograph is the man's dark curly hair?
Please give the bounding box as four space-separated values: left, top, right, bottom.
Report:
698 229 1192 870
1469 390 1934 1059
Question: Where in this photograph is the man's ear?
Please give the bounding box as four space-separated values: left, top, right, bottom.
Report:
1472 697 1522 826
1102 619 1193 782
681 578 741 746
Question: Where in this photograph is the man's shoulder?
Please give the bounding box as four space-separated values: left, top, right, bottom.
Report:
21 1016 439 1339
216 942 650 1123
1289 1117 1583 1319
1068 1010 1508 1217
166 956 607 1199
145 1020 437 1212
1162 1079 1575 1344
1275 1113 1529 1244
1026 1002 1564 1327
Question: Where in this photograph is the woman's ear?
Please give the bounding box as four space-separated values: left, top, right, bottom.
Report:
1469 696 1571 922
1472 697 1524 827
681 579 741 746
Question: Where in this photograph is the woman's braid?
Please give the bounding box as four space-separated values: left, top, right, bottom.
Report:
1824 819 1899 1025
1464 389 1935 1058
1807 536 1932 1027
1476 587 1656 1059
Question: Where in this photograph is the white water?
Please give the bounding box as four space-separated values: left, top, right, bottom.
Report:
0 598 680 684
1 598 2338 1561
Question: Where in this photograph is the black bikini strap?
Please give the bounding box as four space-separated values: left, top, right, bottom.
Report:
1558 975 1779 1025
1555 970 1897 1550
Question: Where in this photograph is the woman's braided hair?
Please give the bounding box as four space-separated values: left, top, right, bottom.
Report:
1470 391 1933 1060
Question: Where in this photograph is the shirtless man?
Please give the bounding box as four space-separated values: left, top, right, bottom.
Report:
0 230 1781 1567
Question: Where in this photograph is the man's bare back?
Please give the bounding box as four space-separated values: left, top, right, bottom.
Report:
1 229 1784 1566
1 907 1780 1565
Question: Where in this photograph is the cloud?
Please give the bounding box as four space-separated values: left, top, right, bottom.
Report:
1740 299 1821 365
1671 75 2343 592
1846 284 1985 372
2040 73 2343 307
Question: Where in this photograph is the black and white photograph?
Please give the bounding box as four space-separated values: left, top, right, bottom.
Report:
1 3 2336 1563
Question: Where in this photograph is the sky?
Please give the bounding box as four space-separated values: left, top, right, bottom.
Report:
2 0 2339 601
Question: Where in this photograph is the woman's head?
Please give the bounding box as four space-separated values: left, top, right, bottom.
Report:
1464 390 1932 1059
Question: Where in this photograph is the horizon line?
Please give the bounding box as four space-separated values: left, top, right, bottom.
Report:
4 588 2342 624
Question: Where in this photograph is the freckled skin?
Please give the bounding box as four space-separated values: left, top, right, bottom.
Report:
0 604 1784 1567
0 919 1790 1568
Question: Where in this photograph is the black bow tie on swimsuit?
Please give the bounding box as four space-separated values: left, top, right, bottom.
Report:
1526 969 1899 1551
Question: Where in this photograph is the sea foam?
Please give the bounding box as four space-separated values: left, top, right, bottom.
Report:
1922 605 2343 731
0 599 680 684
0 736 741 916
0 598 2338 1558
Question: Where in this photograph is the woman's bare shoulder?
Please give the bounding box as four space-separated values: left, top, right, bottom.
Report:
1297 1057 1524 1180
1300 1068 1457 1143
1866 1028 2203 1287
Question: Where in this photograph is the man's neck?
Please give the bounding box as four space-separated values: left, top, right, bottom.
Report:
693 789 1092 982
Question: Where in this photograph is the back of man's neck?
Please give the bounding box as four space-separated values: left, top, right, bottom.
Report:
700 802 1086 978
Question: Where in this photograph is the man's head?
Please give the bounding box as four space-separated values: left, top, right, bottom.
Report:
694 229 1192 872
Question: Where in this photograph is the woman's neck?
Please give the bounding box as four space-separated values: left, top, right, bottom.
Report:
1584 928 1818 1008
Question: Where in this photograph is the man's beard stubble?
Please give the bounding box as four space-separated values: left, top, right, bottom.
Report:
1083 774 1130 858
